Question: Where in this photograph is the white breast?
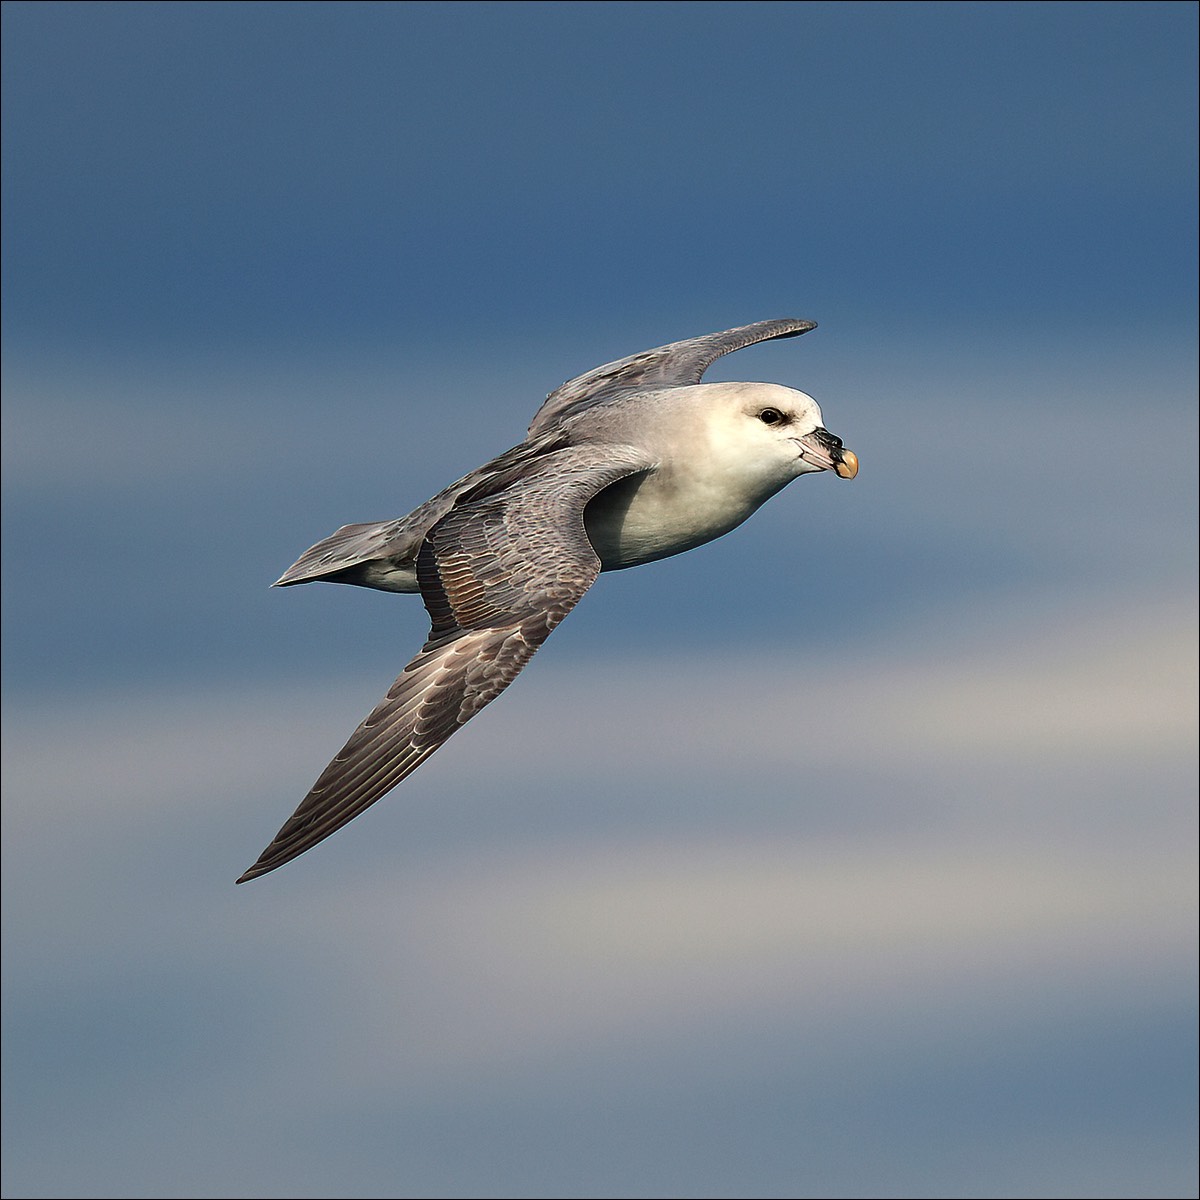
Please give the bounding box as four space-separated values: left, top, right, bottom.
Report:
583 450 791 571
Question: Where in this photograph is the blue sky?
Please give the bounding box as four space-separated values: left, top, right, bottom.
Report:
2 3 1197 1198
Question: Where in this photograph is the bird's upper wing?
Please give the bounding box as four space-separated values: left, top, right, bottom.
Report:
527 317 817 436
237 442 652 882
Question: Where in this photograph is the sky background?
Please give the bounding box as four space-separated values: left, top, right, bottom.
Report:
2 3 1196 1198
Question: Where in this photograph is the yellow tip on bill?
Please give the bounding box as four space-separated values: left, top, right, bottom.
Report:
834 450 859 479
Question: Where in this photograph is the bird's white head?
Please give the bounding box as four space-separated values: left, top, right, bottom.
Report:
577 378 859 573
691 381 858 496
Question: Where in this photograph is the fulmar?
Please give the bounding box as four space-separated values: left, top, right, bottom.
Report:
238 318 858 883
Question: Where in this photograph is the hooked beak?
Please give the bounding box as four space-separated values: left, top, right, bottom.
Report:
796 427 859 479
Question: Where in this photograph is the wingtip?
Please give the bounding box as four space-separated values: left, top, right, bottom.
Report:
235 860 271 885
779 318 817 336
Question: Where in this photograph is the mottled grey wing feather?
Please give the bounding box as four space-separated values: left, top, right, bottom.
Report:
237 443 650 882
527 317 817 436
273 430 571 588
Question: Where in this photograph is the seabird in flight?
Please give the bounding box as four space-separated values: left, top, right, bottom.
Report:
238 318 858 882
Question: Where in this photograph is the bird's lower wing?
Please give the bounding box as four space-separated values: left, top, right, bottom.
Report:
238 443 650 882
236 625 546 881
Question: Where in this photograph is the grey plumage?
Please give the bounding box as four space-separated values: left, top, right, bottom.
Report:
238 319 856 883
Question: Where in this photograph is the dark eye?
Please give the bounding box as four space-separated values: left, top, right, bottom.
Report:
758 407 785 425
